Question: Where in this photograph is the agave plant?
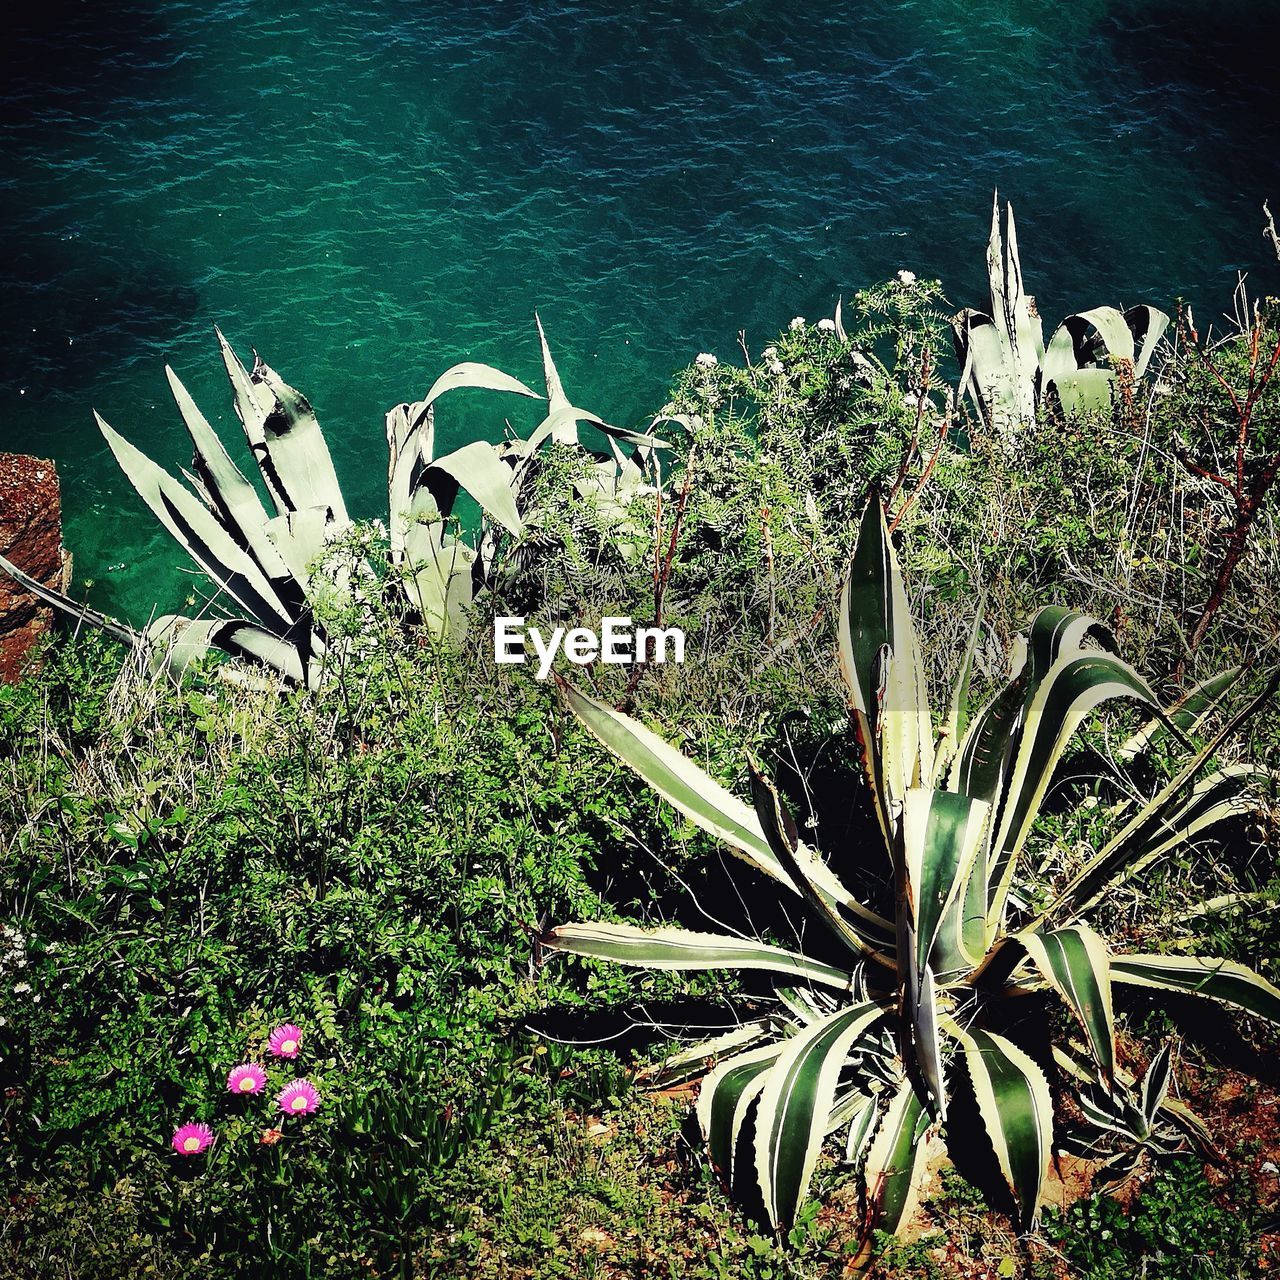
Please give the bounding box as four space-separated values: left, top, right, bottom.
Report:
953 195 1169 429
0 320 671 683
1054 1039 1214 1193
542 499 1275 1259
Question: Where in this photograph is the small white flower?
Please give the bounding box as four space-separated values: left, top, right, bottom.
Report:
695 352 718 368
1263 1161 1278 1175
13 982 31 995
788 316 806 331
897 269 917 286
816 317 836 333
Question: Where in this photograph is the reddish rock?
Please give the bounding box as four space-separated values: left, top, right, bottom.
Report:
0 453 71 683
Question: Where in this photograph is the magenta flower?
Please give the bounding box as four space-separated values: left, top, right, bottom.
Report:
172 1122 214 1155
267 1024 303 1058
277 1079 320 1116
226 1062 267 1095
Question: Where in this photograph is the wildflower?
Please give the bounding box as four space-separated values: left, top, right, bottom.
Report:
277 1079 320 1116
12 982 31 995
695 352 717 368
788 317 806 331
897 269 917 285
260 1128 284 1146
816 317 836 333
226 1063 267 1095
267 1024 303 1058
172 1122 214 1155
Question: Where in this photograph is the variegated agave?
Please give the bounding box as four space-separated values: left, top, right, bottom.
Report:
0 320 669 684
543 499 1276 1259
953 195 1169 430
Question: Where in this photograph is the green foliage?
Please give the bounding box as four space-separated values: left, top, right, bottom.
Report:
545 499 1276 1260
1040 1158 1260 1280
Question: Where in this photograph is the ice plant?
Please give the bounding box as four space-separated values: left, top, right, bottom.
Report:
277 1079 320 1116
171 1122 214 1156
226 1062 266 1095
260 1128 284 1146
268 1024 303 1058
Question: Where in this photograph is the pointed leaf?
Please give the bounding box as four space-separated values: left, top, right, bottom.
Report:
697 1041 784 1179
753 1001 889 1228
1020 925 1114 1080
860 1078 929 1242
954 1025 1052 1226
558 682 871 913
427 440 523 536
98 415 295 631
1111 953 1280 1028
542 922 855 991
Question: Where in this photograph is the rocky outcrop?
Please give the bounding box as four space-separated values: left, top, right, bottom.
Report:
0 453 71 683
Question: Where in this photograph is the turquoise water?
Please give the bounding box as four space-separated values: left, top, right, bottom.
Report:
3 0 1279 618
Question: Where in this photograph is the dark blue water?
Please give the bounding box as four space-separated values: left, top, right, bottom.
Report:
4 0 1279 618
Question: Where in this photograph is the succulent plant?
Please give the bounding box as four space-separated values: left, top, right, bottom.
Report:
543 498 1275 1260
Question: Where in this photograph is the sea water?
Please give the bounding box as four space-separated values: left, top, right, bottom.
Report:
3 0 1278 618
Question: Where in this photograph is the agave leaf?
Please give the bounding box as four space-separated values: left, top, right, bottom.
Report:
542 922 855 991
1047 368 1118 419
414 361 541 427
946 605 1109 807
215 332 348 523
753 1001 889 1228
749 765 894 961
165 366 297 598
953 309 1018 426
838 499 932 829
843 1088 881 1164
990 198 1043 392
558 682 879 918
903 789 991 981
1126 304 1170 379
520 404 672 456
986 652 1159 926
1140 1042 1172 1125
1160 1096 1217 1160
143 615 221 674
536 311 575 442
1041 307 1136 408
98 415 296 632
1053 765 1260 920
911 964 946 1122
834 298 848 343
827 1087 874 1139
934 601 985 783
1020 924 1114 1081
402 524 475 640
857 1078 929 1257
1117 665 1243 763
265 506 338 598
426 440 523 537
1111 953 1280 1028
697 1041 783 1180
0 552 137 646
648 1020 777 1087
953 1025 1052 1226
1042 673 1276 922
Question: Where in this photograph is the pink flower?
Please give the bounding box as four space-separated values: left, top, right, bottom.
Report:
277 1079 320 1116
267 1024 303 1058
172 1122 214 1156
226 1063 267 1095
